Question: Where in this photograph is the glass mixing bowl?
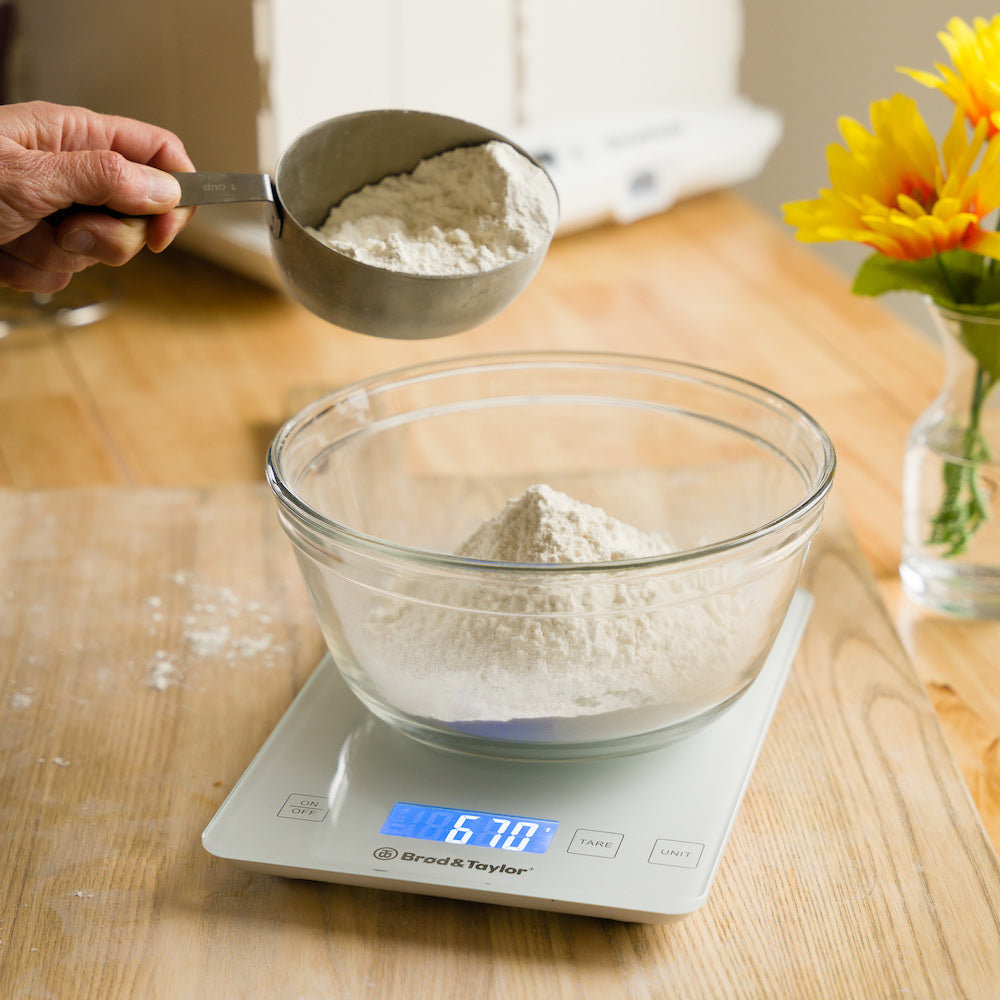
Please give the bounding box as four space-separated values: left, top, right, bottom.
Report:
266 352 835 760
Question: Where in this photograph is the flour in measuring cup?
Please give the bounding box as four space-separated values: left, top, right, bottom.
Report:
308 141 556 276
360 485 752 731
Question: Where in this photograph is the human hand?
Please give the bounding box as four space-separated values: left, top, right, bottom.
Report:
0 101 196 294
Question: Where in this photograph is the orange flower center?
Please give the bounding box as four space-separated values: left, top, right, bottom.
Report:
898 176 937 211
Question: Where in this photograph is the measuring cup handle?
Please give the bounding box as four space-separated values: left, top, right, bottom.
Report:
174 172 276 207
42 172 278 227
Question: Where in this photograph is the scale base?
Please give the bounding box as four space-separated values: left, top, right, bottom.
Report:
203 591 811 922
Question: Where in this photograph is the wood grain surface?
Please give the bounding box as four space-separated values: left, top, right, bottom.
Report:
1 486 998 999
3 192 1000 994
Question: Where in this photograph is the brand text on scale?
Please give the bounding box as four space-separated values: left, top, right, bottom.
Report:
384 851 532 876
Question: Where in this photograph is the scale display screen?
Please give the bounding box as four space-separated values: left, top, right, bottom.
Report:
380 801 559 855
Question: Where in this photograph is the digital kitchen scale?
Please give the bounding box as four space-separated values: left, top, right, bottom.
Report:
203 591 811 923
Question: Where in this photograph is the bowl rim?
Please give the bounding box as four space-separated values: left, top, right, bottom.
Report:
266 350 837 572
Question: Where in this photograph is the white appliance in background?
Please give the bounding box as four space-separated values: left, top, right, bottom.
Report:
510 100 782 235
173 100 782 288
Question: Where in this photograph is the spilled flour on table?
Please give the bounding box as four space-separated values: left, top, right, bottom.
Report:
360 484 754 728
145 652 180 691
9 688 35 710
140 573 287 690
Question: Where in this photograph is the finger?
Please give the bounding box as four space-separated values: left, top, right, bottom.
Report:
4 101 195 173
48 205 193 258
0 145 182 232
2 222 92 273
55 214 149 267
0 248 73 294
63 105 195 173
42 148 183 217
4 215 147 273
145 205 196 253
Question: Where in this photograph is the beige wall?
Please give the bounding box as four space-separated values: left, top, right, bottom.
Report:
16 0 260 173
738 1 992 338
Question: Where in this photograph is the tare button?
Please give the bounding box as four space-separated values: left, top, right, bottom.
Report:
567 829 623 858
648 838 704 868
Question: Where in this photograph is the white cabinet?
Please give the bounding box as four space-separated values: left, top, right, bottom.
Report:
20 0 743 170
258 0 743 167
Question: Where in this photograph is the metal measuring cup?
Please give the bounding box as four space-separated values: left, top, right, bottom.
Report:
175 109 560 340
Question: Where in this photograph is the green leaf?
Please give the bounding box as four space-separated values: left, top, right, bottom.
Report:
852 253 954 301
851 249 998 309
957 321 1000 383
851 251 1000 380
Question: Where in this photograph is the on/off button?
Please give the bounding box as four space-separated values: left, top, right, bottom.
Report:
278 793 330 822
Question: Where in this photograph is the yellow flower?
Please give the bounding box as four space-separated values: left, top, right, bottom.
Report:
900 16 1000 134
782 94 1000 261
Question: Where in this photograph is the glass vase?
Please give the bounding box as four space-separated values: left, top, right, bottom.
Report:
900 303 1000 617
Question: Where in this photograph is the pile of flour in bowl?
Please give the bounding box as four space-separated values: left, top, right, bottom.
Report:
308 141 556 276
360 484 752 731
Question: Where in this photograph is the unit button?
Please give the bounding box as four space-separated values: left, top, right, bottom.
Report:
649 838 704 869
568 829 623 858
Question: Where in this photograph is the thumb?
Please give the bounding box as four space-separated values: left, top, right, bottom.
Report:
42 148 181 216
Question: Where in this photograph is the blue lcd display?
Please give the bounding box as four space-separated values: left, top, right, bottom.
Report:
380 801 559 855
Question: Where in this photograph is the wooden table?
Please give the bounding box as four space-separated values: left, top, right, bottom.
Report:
3 191 1000 996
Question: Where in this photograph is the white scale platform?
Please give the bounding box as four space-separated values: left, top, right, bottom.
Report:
203 591 811 923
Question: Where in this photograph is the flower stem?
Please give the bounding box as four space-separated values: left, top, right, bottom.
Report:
922 257 997 556
927 328 995 556
936 253 964 304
